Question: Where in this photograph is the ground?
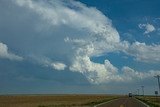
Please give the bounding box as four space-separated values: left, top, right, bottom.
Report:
0 94 118 107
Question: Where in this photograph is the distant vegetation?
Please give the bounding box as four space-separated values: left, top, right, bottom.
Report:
0 95 119 107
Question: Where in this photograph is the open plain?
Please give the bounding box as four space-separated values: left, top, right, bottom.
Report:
0 94 118 107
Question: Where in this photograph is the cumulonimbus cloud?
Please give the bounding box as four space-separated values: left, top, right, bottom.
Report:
12 0 160 84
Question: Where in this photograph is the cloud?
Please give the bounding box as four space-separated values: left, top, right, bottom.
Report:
28 55 67 71
121 66 160 81
0 42 23 61
124 42 160 63
138 23 155 34
9 0 160 84
14 0 120 56
69 55 119 84
13 0 121 83
15 0 120 42
51 62 67 70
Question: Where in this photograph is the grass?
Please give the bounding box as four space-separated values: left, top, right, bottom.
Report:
0 94 119 107
136 96 160 107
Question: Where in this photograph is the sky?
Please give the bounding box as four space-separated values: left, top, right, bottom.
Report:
0 0 160 95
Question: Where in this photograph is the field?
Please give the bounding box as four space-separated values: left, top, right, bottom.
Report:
136 96 160 107
0 94 119 107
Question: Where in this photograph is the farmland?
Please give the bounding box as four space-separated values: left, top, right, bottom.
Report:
0 94 119 107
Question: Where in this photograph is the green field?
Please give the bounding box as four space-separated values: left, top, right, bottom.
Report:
0 94 119 107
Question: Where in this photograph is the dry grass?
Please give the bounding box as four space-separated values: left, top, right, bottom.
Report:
136 96 160 107
0 94 119 107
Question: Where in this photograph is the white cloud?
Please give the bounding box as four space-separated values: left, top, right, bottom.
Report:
51 62 67 70
124 42 160 63
66 36 122 83
14 0 120 57
139 23 155 34
69 55 120 84
0 42 23 61
121 66 160 82
14 0 120 45
28 55 67 71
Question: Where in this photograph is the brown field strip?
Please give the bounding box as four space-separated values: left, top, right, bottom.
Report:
0 94 119 107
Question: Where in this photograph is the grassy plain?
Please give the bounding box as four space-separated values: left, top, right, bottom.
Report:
136 96 160 107
0 94 119 107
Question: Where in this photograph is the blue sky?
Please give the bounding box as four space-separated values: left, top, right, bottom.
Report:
0 0 160 95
